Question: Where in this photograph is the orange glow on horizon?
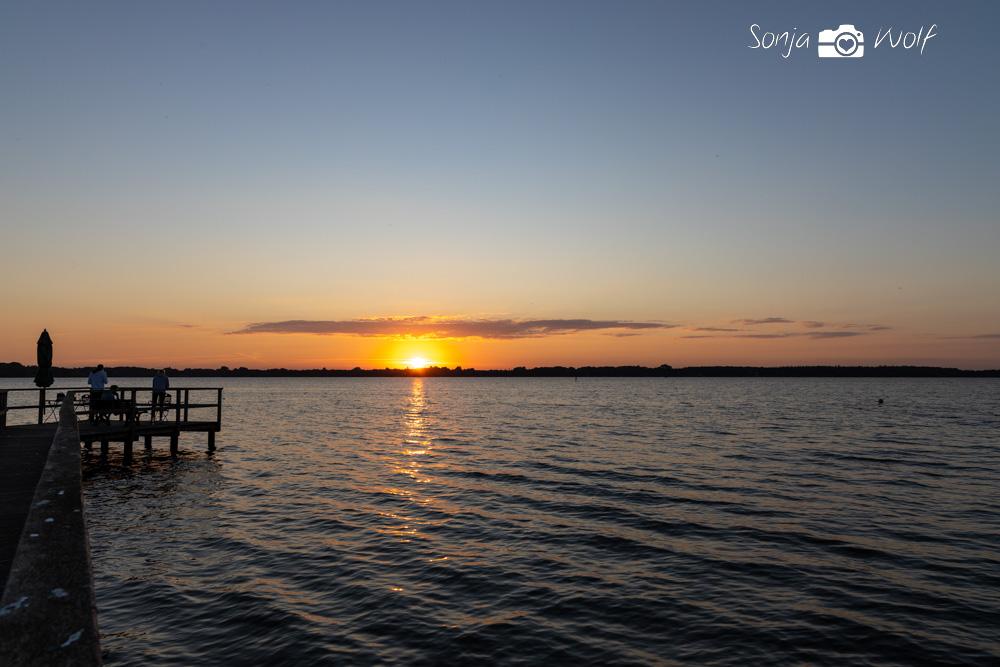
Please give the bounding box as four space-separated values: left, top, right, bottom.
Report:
372 339 460 369
0 319 996 371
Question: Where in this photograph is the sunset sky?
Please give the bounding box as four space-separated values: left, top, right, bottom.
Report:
2 1 998 370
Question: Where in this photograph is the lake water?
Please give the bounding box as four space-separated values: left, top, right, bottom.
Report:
56 377 1000 664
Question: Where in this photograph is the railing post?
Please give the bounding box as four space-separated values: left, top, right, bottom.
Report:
1 389 8 431
129 388 139 431
37 387 46 425
127 401 137 442
216 388 223 430
183 389 190 422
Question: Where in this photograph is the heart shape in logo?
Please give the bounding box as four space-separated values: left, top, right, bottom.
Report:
838 36 856 53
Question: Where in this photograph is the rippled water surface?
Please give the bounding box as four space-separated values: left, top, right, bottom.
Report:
78 377 1000 665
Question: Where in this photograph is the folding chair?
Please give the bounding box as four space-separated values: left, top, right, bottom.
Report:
153 393 172 421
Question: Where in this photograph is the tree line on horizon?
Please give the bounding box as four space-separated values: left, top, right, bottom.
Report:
1 361 997 378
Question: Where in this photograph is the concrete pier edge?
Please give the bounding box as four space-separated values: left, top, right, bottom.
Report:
0 391 101 665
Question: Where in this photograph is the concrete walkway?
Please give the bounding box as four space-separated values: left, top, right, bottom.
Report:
0 396 102 665
0 423 57 587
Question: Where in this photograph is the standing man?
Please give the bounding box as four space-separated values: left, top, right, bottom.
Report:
152 368 169 420
87 364 108 421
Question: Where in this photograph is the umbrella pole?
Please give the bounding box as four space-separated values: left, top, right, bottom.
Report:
38 388 46 424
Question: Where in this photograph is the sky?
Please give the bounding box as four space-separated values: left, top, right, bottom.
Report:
2 1 998 370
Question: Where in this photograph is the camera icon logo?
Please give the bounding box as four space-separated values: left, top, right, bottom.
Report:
818 24 864 58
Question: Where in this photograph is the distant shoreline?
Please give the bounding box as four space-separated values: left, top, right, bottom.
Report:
2 362 997 378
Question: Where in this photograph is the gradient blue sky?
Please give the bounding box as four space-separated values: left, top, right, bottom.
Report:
2 1 998 369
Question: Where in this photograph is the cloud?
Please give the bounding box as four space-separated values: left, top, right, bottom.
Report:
690 327 743 332
689 329 869 341
803 331 866 339
230 314 886 343
229 316 676 340
732 317 794 326
842 323 891 331
940 333 1000 339
739 331 866 339
725 318 888 334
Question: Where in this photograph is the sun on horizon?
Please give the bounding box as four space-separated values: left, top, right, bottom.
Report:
406 357 431 369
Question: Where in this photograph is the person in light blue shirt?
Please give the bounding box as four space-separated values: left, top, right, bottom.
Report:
88 364 108 391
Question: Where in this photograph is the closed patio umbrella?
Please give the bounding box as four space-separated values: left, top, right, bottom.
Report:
33 329 54 388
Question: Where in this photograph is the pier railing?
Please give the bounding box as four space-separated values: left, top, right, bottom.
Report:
0 387 223 432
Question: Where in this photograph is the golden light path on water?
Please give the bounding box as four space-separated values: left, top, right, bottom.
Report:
379 379 435 548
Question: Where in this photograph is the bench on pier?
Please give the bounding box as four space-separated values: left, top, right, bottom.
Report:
90 398 138 425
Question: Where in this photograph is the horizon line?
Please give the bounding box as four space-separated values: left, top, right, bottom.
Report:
2 361 997 376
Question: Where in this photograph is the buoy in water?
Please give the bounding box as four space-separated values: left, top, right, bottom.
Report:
877 398 884 404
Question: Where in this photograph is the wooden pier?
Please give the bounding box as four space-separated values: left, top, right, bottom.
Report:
1 386 223 464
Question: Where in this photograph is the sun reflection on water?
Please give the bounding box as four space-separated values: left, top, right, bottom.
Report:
398 378 433 484
376 378 442 543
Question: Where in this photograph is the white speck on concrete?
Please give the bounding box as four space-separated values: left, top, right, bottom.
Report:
61 629 83 647
0 596 30 616
45 518 55 523
30 533 39 537
50 588 69 599
36 499 50 506
58 490 65 495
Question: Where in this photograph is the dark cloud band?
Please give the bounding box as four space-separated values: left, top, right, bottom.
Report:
229 317 675 340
